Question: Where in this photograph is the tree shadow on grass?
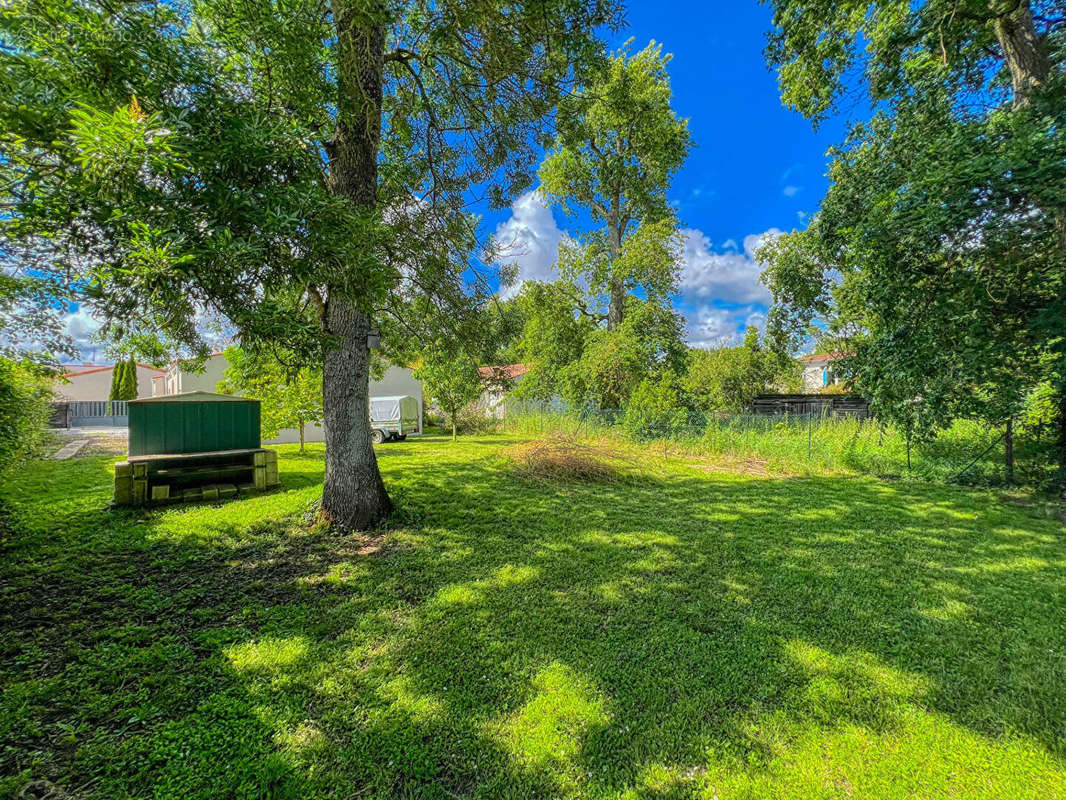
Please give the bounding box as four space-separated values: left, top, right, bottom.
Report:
2 446 1065 798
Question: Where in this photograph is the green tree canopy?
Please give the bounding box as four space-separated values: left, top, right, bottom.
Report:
759 0 1066 477
0 0 622 528
559 299 689 410
684 327 799 413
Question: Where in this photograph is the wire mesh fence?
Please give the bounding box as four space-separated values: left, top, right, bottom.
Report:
502 401 1049 488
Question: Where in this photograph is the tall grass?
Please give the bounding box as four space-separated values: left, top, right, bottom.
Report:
504 407 1035 487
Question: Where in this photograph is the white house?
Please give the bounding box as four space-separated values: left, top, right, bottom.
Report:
55 363 166 402
799 352 849 392
153 352 422 444
475 363 529 417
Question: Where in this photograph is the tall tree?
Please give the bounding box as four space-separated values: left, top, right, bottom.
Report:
536 41 691 328
758 0 1066 475
0 0 622 529
108 361 127 403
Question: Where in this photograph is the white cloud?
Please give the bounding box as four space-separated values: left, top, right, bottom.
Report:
683 305 736 349
782 185 801 197
682 304 770 349
682 307 733 349
678 228 781 305
494 191 564 299
63 305 105 362
744 309 767 332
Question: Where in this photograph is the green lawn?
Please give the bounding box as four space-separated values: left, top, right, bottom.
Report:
2 433 1065 799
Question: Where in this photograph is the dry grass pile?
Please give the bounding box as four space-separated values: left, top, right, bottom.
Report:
503 434 636 484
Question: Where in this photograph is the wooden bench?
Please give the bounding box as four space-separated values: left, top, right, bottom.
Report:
113 448 279 506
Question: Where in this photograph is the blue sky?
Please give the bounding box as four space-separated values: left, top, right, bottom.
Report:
487 1 852 348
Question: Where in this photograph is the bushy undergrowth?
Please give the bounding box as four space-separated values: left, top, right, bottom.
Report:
505 408 1042 487
0 359 52 486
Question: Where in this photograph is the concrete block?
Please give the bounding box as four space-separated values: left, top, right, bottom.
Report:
151 485 170 502
254 451 267 467
202 485 219 501
254 466 267 490
182 487 202 501
114 461 132 478
133 479 148 505
218 484 237 498
133 463 148 479
113 476 132 506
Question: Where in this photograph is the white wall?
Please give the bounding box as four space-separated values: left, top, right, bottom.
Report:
801 359 838 392
162 354 229 395
55 365 165 401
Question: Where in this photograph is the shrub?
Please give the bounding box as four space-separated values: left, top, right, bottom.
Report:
0 359 52 485
622 377 690 440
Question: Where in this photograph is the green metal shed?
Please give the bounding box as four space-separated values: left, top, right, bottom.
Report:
127 392 261 456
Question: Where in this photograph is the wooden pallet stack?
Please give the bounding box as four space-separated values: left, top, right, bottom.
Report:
113 448 279 507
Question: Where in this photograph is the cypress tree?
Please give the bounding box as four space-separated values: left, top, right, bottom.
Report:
118 357 138 401
108 360 124 401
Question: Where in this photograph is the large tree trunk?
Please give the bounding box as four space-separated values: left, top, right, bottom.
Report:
322 300 392 528
320 5 392 530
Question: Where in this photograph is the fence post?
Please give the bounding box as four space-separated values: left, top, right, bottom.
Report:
807 409 813 460
1005 417 1014 485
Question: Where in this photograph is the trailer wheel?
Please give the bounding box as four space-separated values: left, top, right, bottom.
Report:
396 434 407 441
371 429 386 445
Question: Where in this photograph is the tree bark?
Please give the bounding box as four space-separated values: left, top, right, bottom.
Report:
1005 416 1014 484
319 4 392 530
992 2 1050 109
606 208 625 328
607 277 625 329
992 2 1066 250
321 299 392 528
298 417 305 453
1057 388 1066 498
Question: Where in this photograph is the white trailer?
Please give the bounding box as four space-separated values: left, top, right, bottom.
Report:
369 395 421 444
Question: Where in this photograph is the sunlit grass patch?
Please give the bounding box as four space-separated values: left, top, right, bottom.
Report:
1 432 1065 799
488 661 608 775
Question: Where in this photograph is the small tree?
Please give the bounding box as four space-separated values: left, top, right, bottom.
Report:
217 346 323 452
415 344 482 441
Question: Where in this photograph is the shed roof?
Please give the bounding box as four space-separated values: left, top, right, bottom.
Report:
128 391 255 404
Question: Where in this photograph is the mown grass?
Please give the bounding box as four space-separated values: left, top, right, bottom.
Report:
1 432 1065 799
